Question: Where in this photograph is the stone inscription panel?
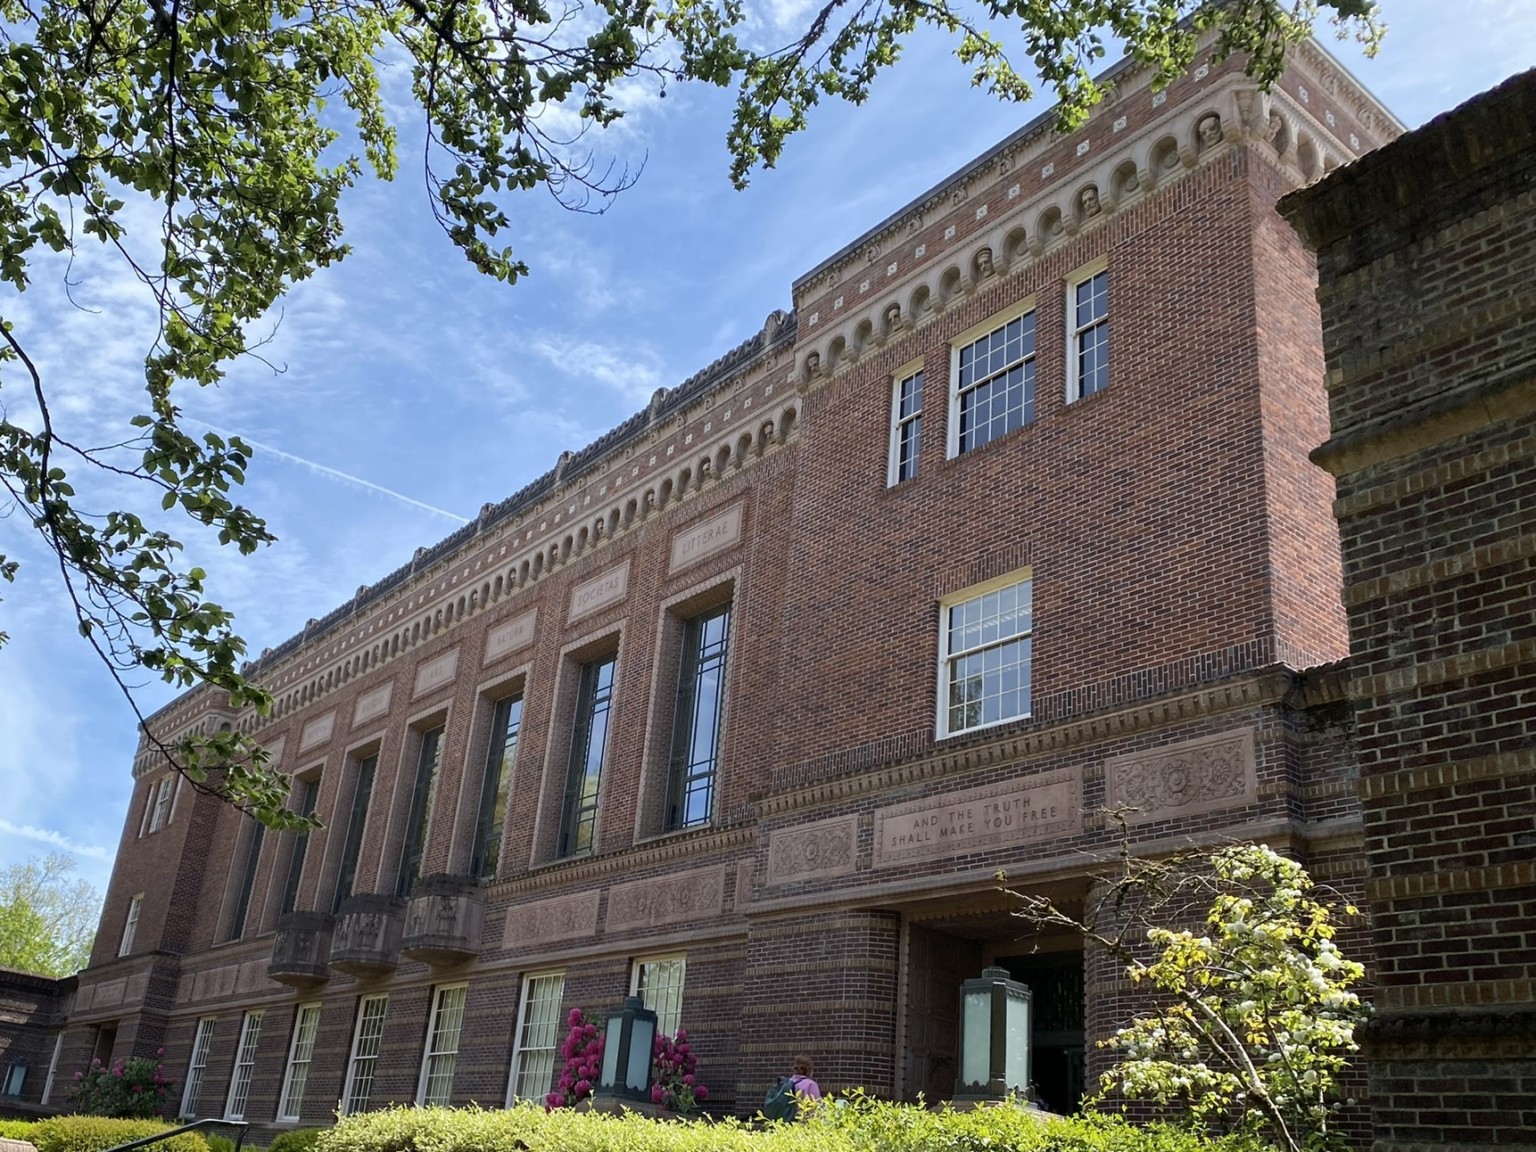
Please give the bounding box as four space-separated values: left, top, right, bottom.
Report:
1105 727 1256 825
507 891 601 948
606 865 725 931
414 647 459 697
298 711 335 752
874 770 1082 867
670 503 743 572
353 683 392 727
485 609 537 665
768 815 859 884
570 562 630 622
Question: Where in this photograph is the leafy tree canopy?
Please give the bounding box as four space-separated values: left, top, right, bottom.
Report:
0 0 1381 827
0 853 99 977
1006 841 1369 1152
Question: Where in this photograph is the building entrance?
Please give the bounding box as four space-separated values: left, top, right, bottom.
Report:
899 913 1085 1113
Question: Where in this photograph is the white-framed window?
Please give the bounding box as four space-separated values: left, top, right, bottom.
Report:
118 894 143 957
507 972 564 1103
948 301 1037 457
341 994 389 1115
179 1017 217 1118
887 363 924 484
40 1032 63 1105
277 1003 322 1122
631 956 686 1037
417 983 468 1106
937 571 1034 738
1067 261 1109 402
149 776 174 832
223 1010 264 1121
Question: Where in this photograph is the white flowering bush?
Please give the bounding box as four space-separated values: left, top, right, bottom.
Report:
1007 842 1368 1152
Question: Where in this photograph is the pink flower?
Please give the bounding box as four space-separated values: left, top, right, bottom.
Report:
695 1085 708 1100
650 1084 665 1104
568 1008 584 1027
573 1079 591 1096
675 1029 687 1042
683 1074 695 1086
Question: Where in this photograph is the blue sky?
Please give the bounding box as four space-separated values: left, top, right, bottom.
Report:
2 2 1534 909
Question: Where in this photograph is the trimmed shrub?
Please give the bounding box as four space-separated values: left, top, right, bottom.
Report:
269 1130 326 1152
29 1116 208 1152
315 1100 1262 1152
0 1120 38 1140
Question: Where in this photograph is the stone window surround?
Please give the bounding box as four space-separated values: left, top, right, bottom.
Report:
936 568 1035 739
946 296 1038 459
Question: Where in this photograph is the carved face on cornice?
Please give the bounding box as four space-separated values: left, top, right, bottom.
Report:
1079 185 1102 217
1198 113 1224 149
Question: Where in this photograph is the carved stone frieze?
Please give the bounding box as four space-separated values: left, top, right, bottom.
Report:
569 561 630 622
605 865 725 931
874 769 1082 867
670 504 743 572
353 683 392 726
1103 727 1257 824
767 815 859 885
485 610 537 664
413 647 459 697
299 710 335 751
506 890 600 948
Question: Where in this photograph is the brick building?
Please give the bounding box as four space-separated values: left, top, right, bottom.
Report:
46 37 1409 1137
1282 68 1536 1152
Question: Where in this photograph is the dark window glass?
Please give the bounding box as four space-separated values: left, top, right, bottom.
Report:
228 820 265 941
471 695 523 879
893 370 923 483
396 728 444 897
666 605 732 830
958 313 1036 453
332 755 376 914
1074 271 1109 399
280 778 321 914
559 655 616 857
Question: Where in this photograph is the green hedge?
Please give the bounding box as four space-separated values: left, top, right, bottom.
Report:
28 1117 209 1152
316 1100 1261 1152
0 1119 37 1141
269 1130 326 1152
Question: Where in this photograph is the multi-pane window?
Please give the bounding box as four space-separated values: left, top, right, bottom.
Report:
666 607 731 830
223 1010 263 1121
953 311 1036 455
179 1018 217 1118
280 777 321 915
332 754 377 914
508 973 565 1103
149 776 174 832
396 727 445 897
471 695 523 879
1069 268 1109 401
939 575 1034 737
631 956 686 1037
559 655 616 857
277 1003 322 1121
227 819 264 941
118 894 143 956
342 995 389 1115
417 984 468 1106
888 368 924 484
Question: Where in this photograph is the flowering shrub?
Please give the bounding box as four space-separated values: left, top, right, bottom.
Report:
546 1008 604 1109
649 1029 708 1113
68 1052 175 1119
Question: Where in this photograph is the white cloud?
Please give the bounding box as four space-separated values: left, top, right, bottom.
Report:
0 820 113 862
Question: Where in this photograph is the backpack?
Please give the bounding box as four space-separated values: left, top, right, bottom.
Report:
761 1073 801 1121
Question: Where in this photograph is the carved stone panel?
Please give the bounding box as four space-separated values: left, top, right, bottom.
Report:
670 504 743 572
414 648 460 698
506 891 601 948
1104 728 1257 825
767 815 858 885
299 711 335 752
605 866 725 931
265 735 287 766
485 609 537 665
874 769 1082 868
354 683 392 727
570 562 630 622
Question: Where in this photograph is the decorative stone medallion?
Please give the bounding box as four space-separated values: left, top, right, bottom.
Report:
507 891 601 948
1104 727 1257 825
605 865 725 931
767 815 858 884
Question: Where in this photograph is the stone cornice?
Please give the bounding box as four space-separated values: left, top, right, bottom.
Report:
490 824 755 895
